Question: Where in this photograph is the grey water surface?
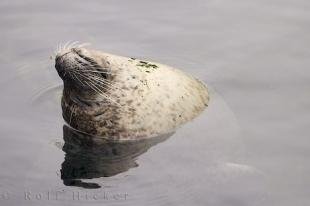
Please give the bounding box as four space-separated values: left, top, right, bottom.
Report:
0 0 309 205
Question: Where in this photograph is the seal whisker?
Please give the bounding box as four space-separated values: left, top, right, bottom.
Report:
88 75 123 91
72 71 112 92
82 72 120 85
70 72 86 86
95 78 124 88
83 72 120 87
68 41 80 50
59 43 63 53
61 42 67 51
76 42 91 48
60 41 69 53
69 104 77 125
57 42 65 53
75 72 119 93
63 40 72 51
85 76 136 111
76 72 122 104
81 70 112 75
30 83 62 103
64 40 72 50
55 44 60 54
58 43 62 53
87 75 123 92
91 79 126 93
84 78 121 106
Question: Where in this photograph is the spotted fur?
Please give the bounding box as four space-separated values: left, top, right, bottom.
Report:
55 45 209 141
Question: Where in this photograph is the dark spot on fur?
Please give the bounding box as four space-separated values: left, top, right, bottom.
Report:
112 148 118 155
94 111 106 117
129 108 136 112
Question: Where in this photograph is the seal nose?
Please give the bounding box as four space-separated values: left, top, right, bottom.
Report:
55 54 67 79
55 50 74 79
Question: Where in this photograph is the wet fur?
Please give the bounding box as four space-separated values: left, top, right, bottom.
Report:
55 43 209 140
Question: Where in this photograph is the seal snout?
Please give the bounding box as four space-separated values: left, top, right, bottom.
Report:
55 48 93 79
55 50 71 79
54 47 109 92
55 48 82 80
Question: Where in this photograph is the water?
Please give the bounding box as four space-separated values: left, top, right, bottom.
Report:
0 0 309 205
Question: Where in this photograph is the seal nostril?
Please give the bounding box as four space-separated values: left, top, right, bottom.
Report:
55 57 62 70
55 55 60 61
55 57 66 79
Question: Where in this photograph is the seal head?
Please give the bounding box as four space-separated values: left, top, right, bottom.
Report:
55 44 209 140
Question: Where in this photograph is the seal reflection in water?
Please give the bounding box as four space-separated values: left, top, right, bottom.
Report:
61 125 173 189
55 43 209 140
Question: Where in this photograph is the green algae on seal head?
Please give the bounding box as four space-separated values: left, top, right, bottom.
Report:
54 43 210 141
